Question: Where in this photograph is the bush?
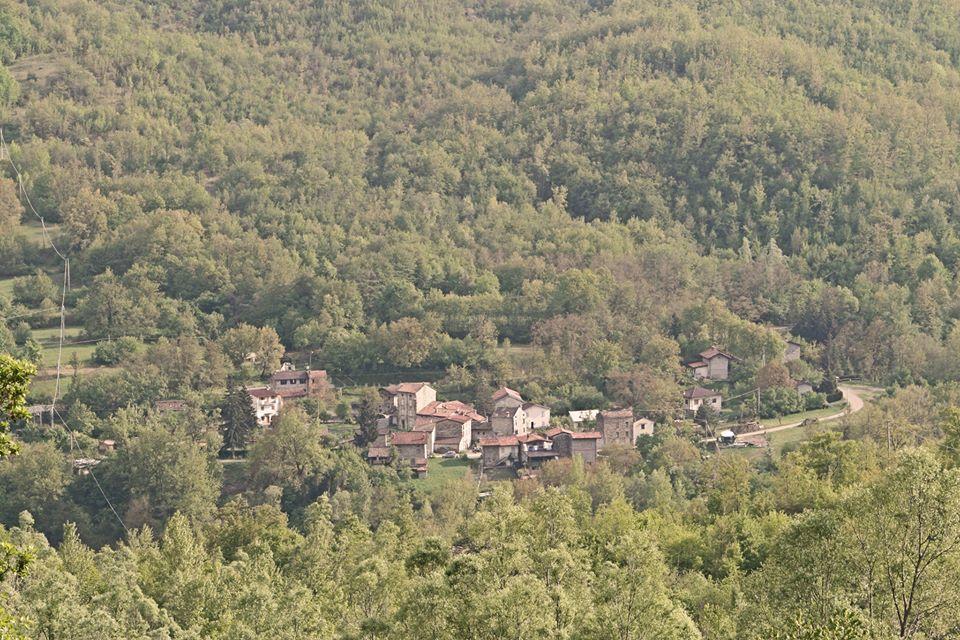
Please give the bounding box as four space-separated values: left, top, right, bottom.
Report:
803 392 828 411
759 387 803 419
93 336 142 365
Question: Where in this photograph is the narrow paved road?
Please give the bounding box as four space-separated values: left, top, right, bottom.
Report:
706 384 871 442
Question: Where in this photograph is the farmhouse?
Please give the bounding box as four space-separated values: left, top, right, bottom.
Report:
247 386 283 427
269 367 329 399
380 382 437 429
548 428 602 464
480 435 521 469
491 404 529 437
522 402 551 430
597 407 635 449
417 400 483 453
683 386 723 413
491 386 524 410
686 346 736 381
390 430 432 462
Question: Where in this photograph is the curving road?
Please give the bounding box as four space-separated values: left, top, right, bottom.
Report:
703 384 872 443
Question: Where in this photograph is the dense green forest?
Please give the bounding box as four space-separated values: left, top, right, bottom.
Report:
4 0 960 638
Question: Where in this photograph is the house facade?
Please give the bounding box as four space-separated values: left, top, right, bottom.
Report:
783 341 802 363
548 428 602 464
391 430 432 462
523 403 551 430
683 386 723 413
269 368 329 399
480 436 520 469
491 405 528 437
380 382 437 429
492 386 524 410
687 346 735 381
417 400 483 452
598 407 635 449
248 387 283 427
633 417 655 438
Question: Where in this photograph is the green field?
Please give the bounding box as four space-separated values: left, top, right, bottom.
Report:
31 325 96 368
758 402 848 428
404 457 475 493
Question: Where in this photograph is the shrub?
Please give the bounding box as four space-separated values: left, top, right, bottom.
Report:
93 336 142 365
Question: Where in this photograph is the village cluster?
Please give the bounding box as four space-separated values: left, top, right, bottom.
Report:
238 341 811 477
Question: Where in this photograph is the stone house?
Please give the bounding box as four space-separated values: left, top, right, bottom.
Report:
683 386 723 413
597 407 635 449
783 341 802 363
517 433 558 468
480 435 521 469
491 386 524 410
417 400 483 453
548 428 602 464
490 405 528 437
390 430 432 462
686 346 736 381
248 387 283 427
380 382 437 429
269 368 330 399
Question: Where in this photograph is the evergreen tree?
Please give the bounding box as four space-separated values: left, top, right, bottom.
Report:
220 382 257 458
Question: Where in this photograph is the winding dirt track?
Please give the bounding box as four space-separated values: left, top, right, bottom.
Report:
705 384 872 443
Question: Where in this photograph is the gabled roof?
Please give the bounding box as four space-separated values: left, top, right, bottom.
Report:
684 386 722 400
479 436 520 447
699 346 736 361
418 400 483 423
271 369 328 381
382 382 431 395
492 405 523 418
570 431 602 440
685 361 708 369
522 402 549 412
390 431 431 446
600 407 633 419
367 446 391 459
545 427 569 438
517 433 547 444
492 386 523 402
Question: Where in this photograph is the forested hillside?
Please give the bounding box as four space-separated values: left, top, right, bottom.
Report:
2 0 960 386
3 1 960 638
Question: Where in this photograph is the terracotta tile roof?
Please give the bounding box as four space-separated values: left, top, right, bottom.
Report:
517 433 547 444
480 436 520 447
390 431 430 445
570 431 602 440
271 369 328 382
418 400 482 423
545 427 569 438
699 346 736 361
684 386 721 400
492 386 523 402
382 382 430 395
